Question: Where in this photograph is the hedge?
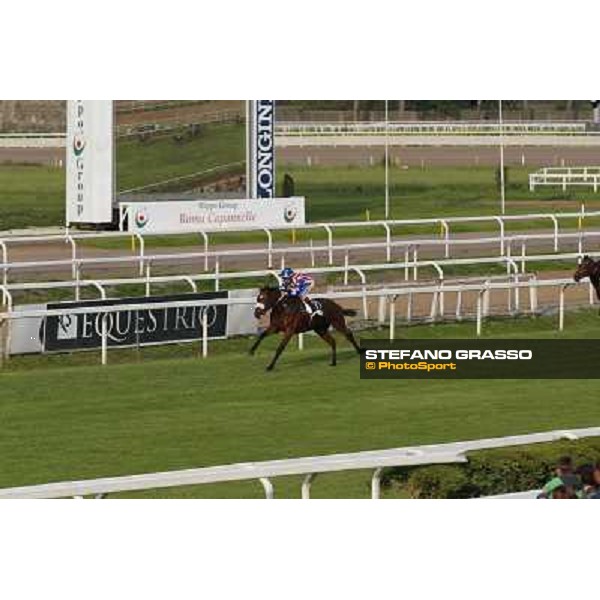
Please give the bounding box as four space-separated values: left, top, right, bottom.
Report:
382 438 600 499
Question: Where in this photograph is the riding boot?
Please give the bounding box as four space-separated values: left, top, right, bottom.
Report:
303 299 314 317
305 298 323 317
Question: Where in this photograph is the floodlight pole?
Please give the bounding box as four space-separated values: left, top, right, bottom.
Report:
245 100 251 198
384 99 390 219
499 99 506 215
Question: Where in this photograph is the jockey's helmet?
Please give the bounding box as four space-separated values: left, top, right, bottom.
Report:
280 267 294 280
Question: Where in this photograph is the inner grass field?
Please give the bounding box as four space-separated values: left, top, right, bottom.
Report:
3 129 600 233
2 310 599 498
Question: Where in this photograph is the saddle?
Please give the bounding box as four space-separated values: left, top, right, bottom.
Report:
283 296 323 315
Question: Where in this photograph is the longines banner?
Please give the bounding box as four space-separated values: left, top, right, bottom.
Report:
66 100 114 224
41 292 228 352
248 100 276 198
360 339 600 379
122 197 305 234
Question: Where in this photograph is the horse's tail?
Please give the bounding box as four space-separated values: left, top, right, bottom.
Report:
342 308 357 317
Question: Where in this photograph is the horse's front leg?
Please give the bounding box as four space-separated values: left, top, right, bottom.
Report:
249 325 275 355
266 332 294 371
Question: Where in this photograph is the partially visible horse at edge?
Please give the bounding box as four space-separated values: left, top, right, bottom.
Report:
573 255 600 301
250 287 363 371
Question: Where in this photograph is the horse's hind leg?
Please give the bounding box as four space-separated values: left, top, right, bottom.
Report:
249 326 274 355
315 330 337 366
266 332 293 371
331 317 362 354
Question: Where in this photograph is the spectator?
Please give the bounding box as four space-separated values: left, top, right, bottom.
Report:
576 464 598 498
587 463 600 499
554 456 580 491
541 477 575 499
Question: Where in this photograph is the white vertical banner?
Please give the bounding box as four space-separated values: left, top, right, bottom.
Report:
66 100 114 224
247 100 276 198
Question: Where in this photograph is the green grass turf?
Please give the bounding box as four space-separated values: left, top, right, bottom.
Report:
1 309 599 498
116 122 244 191
0 123 245 231
285 164 600 222
0 165 64 230
4 158 600 235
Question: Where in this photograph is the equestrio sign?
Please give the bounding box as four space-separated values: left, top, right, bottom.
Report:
120 197 305 234
41 292 228 352
248 100 276 199
66 100 114 224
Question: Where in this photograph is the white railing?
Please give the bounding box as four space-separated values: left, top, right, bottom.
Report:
276 121 592 137
0 426 597 499
0 132 66 148
1 208 596 282
529 166 600 192
482 490 540 499
0 277 593 365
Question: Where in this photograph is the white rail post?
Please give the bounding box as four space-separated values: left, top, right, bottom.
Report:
383 223 392 262
550 216 559 252
495 217 505 256
413 246 418 281
101 313 108 366
199 232 209 272
298 333 304 351
145 262 151 296
371 467 383 500
559 285 567 331
310 239 315 267
389 295 396 340
404 246 410 281
136 234 145 276
259 478 274 499
430 290 438 321
0 247 7 290
455 289 462 321
378 294 386 324
483 280 491 317
530 275 538 314
344 251 349 285
74 262 81 301
406 291 413 323
476 290 483 337
67 235 77 279
520 242 527 274
301 473 316 499
590 281 595 306
202 309 208 358
214 258 220 291
263 228 273 269
440 220 450 258
322 225 333 265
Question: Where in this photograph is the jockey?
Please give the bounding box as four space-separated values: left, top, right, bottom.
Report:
279 267 322 317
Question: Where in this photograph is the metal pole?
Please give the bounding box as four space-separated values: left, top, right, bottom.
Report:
499 99 506 215
246 100 251 198
202 309 208 358
384 100 390 219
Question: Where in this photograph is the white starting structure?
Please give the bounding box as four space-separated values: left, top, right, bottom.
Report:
65 100 282 228
66 100 115 225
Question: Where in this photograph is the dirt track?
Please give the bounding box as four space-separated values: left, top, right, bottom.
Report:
278 145 600 167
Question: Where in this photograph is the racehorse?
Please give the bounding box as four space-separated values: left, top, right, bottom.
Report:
250 287 363 371
573 255 600 301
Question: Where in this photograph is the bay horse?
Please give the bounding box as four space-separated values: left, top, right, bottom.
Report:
250 287 362 371
573 255 600 301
